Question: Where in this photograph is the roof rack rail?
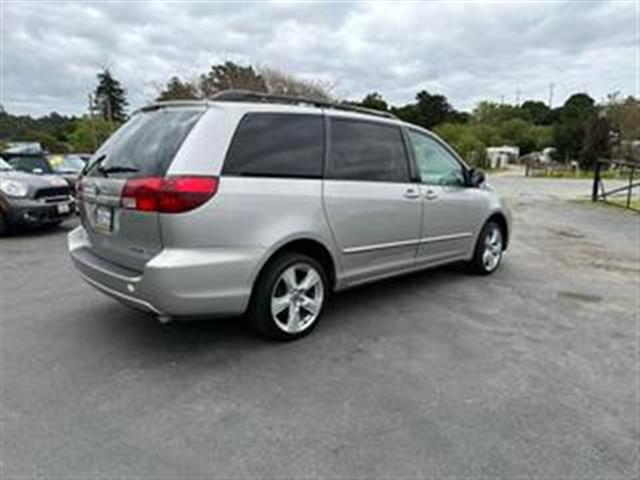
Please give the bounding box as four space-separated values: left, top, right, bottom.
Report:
211 89 398 120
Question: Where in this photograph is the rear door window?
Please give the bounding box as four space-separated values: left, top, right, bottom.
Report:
222 113 324 178
86 108 203 178
327 118 409 182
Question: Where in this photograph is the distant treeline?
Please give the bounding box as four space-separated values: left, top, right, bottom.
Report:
1 62 638 168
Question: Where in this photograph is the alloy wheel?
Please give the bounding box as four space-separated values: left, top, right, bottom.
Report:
270 263 324 334
482 227 503 272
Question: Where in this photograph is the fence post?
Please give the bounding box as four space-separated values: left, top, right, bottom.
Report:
627 166 635 208
592 160 602 202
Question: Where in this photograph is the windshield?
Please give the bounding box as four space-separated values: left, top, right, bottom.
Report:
86 108 204 178
56 155 86 173
5 155 54 174
0 158 14 171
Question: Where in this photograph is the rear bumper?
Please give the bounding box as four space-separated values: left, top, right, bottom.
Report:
5 197 75 226
68 226 263 318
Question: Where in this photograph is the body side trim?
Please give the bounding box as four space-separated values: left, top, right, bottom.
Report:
342 232 473 254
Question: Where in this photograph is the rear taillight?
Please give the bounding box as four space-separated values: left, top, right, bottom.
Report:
121 176 219 213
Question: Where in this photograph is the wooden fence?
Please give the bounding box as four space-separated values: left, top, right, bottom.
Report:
592 159 639 212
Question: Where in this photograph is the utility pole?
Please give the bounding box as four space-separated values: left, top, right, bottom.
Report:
548 83 555 108
500 95 505 105
515 88 521 106
88 94 98 151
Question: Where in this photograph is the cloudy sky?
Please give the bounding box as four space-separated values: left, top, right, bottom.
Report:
1 0 637 117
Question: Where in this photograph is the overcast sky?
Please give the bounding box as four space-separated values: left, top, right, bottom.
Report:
1 0 637 117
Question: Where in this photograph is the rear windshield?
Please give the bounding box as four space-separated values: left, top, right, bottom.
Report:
87 108 203 177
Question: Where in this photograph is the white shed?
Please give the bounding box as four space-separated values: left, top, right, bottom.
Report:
486 146 520 169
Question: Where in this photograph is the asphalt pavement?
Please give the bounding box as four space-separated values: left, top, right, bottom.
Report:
1 175 638 477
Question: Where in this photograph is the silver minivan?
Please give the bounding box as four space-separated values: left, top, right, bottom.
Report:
69 91 512 340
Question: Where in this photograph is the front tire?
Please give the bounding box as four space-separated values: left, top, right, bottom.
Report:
249 252 328 341
469 221 504 275
0 213 8 237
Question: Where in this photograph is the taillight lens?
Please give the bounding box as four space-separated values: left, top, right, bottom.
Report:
121 176 219 213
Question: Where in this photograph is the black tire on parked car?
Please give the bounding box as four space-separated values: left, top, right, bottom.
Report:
249 252 329 341
468 220 504 275
0 213 7 237
49 220 64 229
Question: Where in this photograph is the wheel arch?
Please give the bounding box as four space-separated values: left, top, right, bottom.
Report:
486 212 509 250
251 236 338 292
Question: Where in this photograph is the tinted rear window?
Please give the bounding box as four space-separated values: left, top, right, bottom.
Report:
87 109 203 177
223 113 323 178
327 118 409 182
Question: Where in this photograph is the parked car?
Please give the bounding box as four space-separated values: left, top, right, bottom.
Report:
50 154 89 193
0 157 75 235
68 91 512 340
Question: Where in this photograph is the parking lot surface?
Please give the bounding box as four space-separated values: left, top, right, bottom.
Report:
1 176 638 477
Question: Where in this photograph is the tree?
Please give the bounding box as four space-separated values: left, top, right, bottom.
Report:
605 94 640 141
391 103 421 126
93 68 128 123
520 100 552 125
562 93 596 119
359 92 388 111
156 76 199 101
0 109 77 148
472 101 525 125
434 123 488 167
259 67 334 101
391 91 460 129
199 61 266 98
19 130 69 153
68 116 118 152
415 90 456 128
553 93 596 163
581 115 611 167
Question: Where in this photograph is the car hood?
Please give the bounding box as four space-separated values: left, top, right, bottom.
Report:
1 169 69 189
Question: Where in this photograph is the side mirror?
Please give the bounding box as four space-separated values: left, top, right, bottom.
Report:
32 168 44 175
468 168 485 187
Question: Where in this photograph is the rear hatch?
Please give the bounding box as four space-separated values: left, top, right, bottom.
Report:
78 107 205 271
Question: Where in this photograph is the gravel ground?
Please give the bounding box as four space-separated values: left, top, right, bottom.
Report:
1 175 638 477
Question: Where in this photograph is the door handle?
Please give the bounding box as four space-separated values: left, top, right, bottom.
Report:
424 189 438 200
403 188 420 199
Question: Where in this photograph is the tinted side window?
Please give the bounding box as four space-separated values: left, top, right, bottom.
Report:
409 130 465 186
223 113 323 178
328 119 409 182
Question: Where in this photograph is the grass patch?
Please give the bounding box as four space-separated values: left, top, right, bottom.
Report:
573 197 640 212
529 169 627 179
604 196 640 210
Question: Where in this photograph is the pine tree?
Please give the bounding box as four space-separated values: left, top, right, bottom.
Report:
93 68 128 123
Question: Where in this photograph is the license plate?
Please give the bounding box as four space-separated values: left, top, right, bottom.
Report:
94 206 113 232
57 203 70 214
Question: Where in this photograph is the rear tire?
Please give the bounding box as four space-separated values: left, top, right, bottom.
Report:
468 221 504 275
249 252 328 341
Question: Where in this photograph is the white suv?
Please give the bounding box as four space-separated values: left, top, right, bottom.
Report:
69 91 512 340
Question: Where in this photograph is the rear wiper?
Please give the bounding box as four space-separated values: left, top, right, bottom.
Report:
98 165 139 175
84 154 106 175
